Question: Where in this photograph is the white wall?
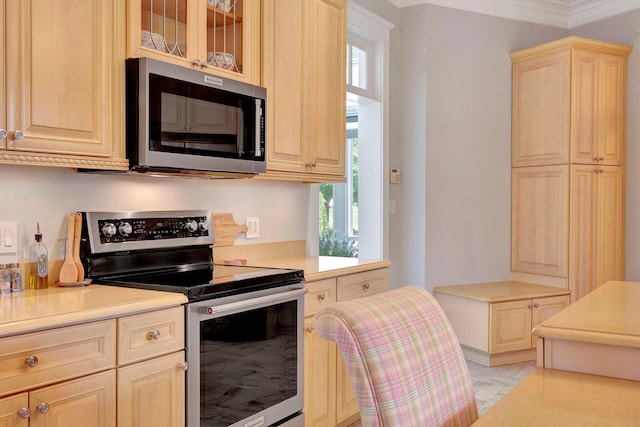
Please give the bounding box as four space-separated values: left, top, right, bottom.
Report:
0 164 308 264
390 4 639 291
393 5 567 291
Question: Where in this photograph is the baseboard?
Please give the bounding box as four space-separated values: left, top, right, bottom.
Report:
462 345 537 367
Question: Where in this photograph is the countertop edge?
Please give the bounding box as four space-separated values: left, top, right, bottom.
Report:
303 260 392 282
0 293 187 338
433 281 570 302
532 324 640 348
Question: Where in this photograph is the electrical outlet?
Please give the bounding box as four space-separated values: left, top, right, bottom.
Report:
246 217 259 239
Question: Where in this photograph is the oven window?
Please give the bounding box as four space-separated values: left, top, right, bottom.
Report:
148 73 264 160
199 300 298 426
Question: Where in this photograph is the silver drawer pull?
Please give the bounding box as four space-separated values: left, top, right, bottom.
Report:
317 293 326 301
0 129 7 139
37 403 49 414
25 356 39 368
17 408 31 419
14 130 24 140
178 362 189 371
148 330 161 340
363 282 370 290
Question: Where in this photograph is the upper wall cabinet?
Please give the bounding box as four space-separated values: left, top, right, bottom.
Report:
261 0 346 182
511 37 632 167
127 0 260 85
0 0 128 170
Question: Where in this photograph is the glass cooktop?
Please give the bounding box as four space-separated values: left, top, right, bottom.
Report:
95 264 305 301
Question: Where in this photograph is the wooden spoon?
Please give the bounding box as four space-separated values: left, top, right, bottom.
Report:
73 212 84 281
58 213 79 283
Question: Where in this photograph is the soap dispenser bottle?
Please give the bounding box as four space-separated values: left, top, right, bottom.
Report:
29 223 49 289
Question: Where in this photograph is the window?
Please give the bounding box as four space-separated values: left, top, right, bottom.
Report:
318 31 382 259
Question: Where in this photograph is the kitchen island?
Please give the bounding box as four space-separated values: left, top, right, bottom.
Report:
532 280 640 380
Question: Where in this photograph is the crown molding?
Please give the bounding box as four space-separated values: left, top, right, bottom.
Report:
387 0 640 29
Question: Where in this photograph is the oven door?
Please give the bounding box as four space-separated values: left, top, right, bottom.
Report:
186 286 306 427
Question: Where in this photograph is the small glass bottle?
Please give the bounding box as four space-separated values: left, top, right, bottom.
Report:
10 263 23 292
0 264 10 295
29 223 49 290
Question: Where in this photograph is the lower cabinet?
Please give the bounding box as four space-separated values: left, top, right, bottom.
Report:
304 268 389 427
489 295 570 353
0 371 116 427
117 352 186 427
434 282 570 367
0 306 185 427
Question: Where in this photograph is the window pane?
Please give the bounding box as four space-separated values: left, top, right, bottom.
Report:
351 46 367 90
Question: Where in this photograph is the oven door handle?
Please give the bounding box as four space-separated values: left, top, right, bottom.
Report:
199 287 307 316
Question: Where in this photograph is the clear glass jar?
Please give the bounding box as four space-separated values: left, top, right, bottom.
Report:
9 263 22 292
0 264 11 295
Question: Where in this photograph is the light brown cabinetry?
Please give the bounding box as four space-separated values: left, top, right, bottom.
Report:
127 0 260 84
116 307 186 427
489 295 569 353
511 165 569 278
434 282 570 366
0 0 127 170
261 0 346 182
304 268 389 427
510 37 631 302
0 306 185 427
0 320 117 426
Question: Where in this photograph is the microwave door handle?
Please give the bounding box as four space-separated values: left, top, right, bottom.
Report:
255 99 262 156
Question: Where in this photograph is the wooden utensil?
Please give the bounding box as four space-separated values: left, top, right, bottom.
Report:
212 213 248 247
73 212 84 281
58 213 79 283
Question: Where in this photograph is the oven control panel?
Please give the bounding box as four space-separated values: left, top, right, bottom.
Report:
98 216 209 243
84 210 214 254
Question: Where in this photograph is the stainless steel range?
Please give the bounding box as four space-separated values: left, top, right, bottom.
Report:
79 210 306 427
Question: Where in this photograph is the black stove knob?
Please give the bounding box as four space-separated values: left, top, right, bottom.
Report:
102 223 117 238
119 222 133 236
198 220 209 232
185 220 198 233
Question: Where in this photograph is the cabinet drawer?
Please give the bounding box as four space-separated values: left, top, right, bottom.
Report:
305 278 337 316
0 320 116 397
337 268 389 301
118 307 185 365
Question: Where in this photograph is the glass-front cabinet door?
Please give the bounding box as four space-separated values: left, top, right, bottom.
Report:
127 0 260 84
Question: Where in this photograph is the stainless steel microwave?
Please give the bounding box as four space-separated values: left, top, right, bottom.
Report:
125 58 266 177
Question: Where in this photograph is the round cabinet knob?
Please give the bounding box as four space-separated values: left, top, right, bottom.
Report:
304 326 314 333
118 222 133 236
192 58 201 67
37 403 49 414
178 362 189 371
17 408 31 419
363 282 371 290
185 220 198 233
14 130 24 140
0 129 7 139
198 220 209 232
25 356 39 368
147 330 161 340
102 223 117 238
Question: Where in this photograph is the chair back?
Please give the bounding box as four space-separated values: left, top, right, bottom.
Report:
315 285 478 427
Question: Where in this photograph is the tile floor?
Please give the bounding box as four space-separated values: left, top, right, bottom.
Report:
345 359 537 426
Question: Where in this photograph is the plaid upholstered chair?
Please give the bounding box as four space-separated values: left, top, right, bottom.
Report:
315 285 478 427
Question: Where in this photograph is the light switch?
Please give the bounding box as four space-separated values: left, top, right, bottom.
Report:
0 220 18 257
4 228 13 247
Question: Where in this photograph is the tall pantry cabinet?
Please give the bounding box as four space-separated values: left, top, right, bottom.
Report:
510 37 632 303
